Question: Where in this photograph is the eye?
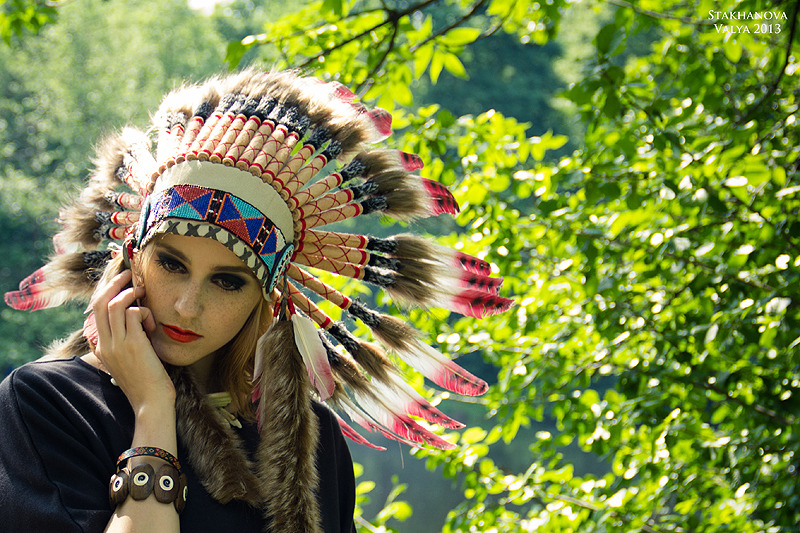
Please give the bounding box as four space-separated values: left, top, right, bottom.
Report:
155 253 185 274
214 274 246 292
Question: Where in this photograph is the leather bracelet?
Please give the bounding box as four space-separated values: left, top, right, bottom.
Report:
116 446 183 475
109 463 187 513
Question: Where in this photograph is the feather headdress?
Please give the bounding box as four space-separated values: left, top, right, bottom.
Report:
4 69 513 530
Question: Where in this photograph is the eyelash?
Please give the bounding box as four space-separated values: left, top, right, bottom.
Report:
155 254 246 292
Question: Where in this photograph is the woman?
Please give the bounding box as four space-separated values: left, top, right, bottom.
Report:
0 69 512 532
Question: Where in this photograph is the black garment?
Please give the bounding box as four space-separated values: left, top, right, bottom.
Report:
0 357 356 533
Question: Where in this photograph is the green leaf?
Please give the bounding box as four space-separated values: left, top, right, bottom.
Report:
441 27 481 47
414 42 434 78
225 40 248 69
595 23 623 56
321 0 345 16
378 501 413 522
430 50 444 83
443 52 468 79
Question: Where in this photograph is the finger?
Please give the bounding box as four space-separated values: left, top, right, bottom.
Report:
92 270 134 343
107 286 142 343
124 307 150 340
138 306 157 333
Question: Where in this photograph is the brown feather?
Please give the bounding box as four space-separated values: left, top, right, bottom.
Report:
382 188 427 220
356 149 411 176
385 274 435 305
390 234 437 260
394 256 437 285
254 321 322 533
328 350 372 394
350 339 393 382
367 169 410 193
369 312 418 352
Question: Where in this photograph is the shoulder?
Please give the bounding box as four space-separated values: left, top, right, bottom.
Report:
0 356 121 425
311 400 338 428
1 356 103 399
311 400 347 443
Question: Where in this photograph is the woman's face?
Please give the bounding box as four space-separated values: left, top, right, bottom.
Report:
136 233 262 368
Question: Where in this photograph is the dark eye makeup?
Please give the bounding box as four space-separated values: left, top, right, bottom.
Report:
154 251 247 292
213 274 246 292
155 253 185 274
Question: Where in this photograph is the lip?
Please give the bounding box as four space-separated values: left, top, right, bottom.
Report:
161 324 202 343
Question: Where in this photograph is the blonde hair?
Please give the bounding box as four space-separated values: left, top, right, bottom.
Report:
48 239 274 418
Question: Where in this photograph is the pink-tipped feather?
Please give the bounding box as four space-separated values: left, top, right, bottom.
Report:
4 267 69 311
352 389 456 449
433 290 515 319
420 178 460 215
372 375 464 429
327 82 356 103
292 314 335 401
395 339 489 397
83 311 99 347
334 414 387 451
367 109 392 140
398 151 424 171
435 246 492 276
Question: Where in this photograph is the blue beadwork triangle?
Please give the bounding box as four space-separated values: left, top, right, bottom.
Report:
217 195 243 223
188 191 213 216
167 192 187 211
244 218 264 243
259 228 279 257
168 203 203 220
230 196 262 220
261 252 276 270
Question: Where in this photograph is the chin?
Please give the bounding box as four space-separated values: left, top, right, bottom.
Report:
150 338 211 367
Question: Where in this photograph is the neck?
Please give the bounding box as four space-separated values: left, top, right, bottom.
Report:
188 353 219 395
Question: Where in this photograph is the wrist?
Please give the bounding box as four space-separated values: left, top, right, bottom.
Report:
135 401 176 423
132 403 178 456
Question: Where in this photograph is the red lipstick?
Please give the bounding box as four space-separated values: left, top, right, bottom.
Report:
162 324 202 343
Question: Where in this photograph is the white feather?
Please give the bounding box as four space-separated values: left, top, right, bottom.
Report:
292 314 335 400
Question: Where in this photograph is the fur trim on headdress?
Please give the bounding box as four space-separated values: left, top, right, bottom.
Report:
254 321 321 533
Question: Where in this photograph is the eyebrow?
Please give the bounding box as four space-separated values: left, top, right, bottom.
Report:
155 243 256 276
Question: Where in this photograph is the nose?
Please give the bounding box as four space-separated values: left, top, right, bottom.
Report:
174 280 203 318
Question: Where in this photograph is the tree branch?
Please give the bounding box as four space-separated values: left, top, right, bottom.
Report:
409 0 489 52
355 18 400 94
602 0 716 26
290 0 442 70
737 0 800 124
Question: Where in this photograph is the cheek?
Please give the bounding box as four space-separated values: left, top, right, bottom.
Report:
218 303 253 330
138 268 172 311
208 290 261 338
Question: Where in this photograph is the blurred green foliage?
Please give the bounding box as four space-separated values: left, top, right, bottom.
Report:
3 0 799 532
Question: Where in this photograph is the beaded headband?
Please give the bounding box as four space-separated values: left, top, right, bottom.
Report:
138 160 295 295
4 68 514 450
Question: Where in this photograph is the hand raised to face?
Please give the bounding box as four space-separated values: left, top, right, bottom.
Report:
91 268 174 411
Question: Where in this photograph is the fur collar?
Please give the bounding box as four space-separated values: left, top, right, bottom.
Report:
172 345 322 533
